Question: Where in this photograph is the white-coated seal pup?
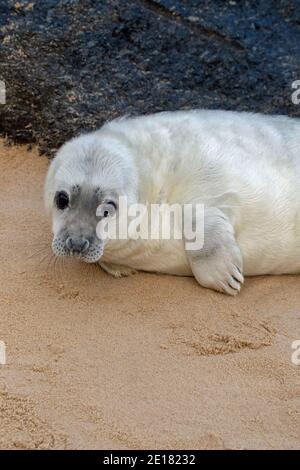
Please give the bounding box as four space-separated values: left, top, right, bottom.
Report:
44 110 300 295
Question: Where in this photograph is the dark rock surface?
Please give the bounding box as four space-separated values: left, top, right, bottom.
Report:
0 0 299 155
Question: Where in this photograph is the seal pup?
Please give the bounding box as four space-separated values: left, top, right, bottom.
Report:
44 110 300 295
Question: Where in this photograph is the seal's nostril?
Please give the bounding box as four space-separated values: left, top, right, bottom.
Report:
66 237 73 251
66 237 89 254
81 239 89 253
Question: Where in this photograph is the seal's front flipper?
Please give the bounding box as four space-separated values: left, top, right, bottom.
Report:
185 207 244 295
99 261 137 278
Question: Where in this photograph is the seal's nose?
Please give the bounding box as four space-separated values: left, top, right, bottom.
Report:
66 237 89 254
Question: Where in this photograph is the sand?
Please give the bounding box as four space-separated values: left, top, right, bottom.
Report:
0 140 299 450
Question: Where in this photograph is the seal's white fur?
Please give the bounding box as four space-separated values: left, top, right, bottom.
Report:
45 110 300 295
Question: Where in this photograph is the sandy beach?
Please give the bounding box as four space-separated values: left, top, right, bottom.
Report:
0 140 299 449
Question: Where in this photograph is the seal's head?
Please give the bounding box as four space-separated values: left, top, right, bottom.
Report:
44 131 136 263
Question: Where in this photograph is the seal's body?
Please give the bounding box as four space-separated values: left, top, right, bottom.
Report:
45 110 300 295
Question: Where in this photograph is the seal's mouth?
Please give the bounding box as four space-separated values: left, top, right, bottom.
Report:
68 250 103 263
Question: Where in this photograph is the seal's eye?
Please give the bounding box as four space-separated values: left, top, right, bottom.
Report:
97 201 117 219
55 191 69 210
104 201 117 217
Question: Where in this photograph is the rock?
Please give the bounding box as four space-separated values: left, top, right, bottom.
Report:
0 0 299 156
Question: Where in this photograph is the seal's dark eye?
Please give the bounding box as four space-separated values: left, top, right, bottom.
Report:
55 191 69 210
98 201 117 219
104 201 117 217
